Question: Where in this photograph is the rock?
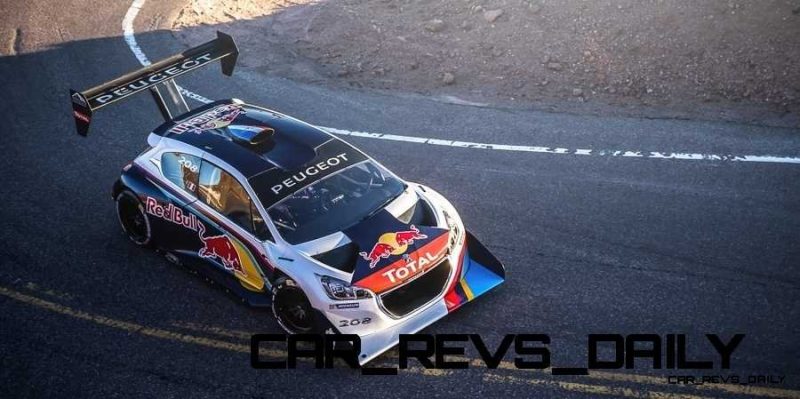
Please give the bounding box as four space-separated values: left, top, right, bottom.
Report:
424 19 445 32
336 69 349 77
442 72 455 85
529 4 542 14
483 9 504 23
547 62 563 71
542 55 551 63
572 88 584 96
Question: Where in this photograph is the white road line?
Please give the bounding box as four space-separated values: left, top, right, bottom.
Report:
123 0 800 165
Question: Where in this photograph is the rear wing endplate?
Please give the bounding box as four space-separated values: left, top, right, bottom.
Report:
69 31 238 136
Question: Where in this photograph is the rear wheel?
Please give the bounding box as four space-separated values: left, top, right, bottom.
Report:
272 278 317 334
115 190 151 246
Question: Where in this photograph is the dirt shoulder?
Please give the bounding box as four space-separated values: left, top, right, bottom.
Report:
174 0 800 127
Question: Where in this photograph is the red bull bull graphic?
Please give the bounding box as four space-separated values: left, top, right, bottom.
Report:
144 196 245 276
197 223 243 274
359 225 428 268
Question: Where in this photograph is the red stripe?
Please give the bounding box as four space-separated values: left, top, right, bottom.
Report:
444 234 468 311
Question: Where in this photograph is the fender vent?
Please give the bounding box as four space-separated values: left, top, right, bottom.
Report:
397 198 437 226
312 242 359 273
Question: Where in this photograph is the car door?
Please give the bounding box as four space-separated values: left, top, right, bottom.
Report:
155 151 204 256
192 159 269 293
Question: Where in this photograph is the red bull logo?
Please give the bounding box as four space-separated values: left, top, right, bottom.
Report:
354 231 450 293
145 196 245 276
359 225 428 268
197 223 244 275
145 197 200 231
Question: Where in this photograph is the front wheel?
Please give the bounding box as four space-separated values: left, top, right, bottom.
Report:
272 277 318 334
115 190 151 246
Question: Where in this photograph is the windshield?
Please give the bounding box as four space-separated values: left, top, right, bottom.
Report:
267 160 406 244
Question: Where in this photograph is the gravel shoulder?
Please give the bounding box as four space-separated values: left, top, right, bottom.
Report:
174 0 800 127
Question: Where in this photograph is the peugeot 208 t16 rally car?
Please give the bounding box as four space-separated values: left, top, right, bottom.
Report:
70 32 505 364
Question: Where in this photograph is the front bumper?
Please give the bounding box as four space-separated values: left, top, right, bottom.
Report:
330 231 506 365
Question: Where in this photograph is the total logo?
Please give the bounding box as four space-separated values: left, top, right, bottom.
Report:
359 225 427 268
354 230 450 293
381 249 446 284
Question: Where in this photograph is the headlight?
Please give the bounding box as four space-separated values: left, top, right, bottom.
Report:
442 209 463 248
320 275 373 300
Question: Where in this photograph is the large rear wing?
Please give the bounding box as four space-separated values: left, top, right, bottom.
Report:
70 31 238 136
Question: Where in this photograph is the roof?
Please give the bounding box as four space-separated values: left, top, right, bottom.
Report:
153 100 335 177
152 99 368 207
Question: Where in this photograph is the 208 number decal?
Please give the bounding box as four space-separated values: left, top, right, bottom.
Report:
338 317 372 328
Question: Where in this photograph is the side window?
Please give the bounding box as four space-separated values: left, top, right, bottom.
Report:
161 152 200 195
198 160 271 240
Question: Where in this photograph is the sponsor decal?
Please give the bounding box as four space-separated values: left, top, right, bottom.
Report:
269 153 351 195
380 250 442 284
354 232 449 293
89 52 214 107
359 225 427 269
168 103 244 135
329 302 360 310
197 223 244 274
145 197 201 231
144 197 245 276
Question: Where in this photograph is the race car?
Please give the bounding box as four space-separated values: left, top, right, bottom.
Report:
70 32 505 364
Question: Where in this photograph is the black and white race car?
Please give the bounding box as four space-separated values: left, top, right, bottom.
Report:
70 32 505 364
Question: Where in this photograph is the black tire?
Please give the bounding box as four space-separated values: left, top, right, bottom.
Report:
115 190 152 247
272 277 318 334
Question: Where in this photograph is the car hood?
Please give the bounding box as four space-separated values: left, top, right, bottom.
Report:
343 209 449 293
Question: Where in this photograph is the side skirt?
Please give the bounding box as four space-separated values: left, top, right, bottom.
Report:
164 249 272 307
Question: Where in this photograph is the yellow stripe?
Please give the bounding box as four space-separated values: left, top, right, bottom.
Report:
0 286 283 357
460 278 475 301
230 239 265 292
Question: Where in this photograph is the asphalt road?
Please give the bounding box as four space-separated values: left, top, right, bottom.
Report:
1 1 799 398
